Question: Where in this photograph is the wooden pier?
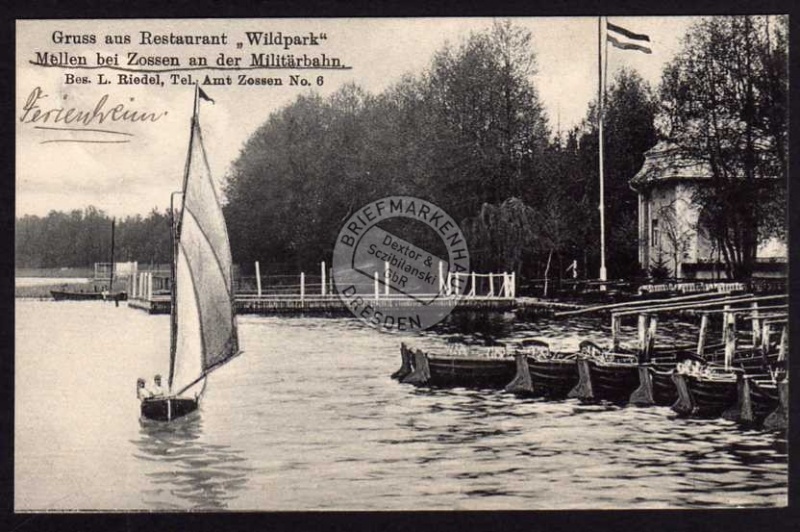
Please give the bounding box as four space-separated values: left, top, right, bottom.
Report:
128 293 519 315
127 265 519 316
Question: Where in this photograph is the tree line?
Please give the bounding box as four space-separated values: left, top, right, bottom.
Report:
224 20 656 281
17 18 787 283
16 207 172 268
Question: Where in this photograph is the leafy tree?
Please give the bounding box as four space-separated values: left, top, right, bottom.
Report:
223 21 552 275
658 15 787 279
15 207 172 268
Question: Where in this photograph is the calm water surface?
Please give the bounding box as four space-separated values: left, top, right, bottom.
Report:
15 300 787 510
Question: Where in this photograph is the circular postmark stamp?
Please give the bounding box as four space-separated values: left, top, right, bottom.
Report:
332 196 470 332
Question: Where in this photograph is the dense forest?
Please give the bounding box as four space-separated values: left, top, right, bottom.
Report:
16 207 172 269
224 21 656 280
16 18 787 283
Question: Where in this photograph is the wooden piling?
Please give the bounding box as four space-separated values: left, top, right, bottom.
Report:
723 310 736 370
697 314 709 356
750 302 760 347
637 313 647 354
778 325 787 362
643 314 658 363
761 322 771 353
611 314 621 351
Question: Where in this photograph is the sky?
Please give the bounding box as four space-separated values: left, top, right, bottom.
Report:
16 17 699 218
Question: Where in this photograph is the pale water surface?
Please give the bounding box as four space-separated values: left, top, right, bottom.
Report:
15 300 787 510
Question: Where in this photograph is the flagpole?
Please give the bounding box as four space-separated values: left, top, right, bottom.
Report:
598 16 608 287
193 83 200 123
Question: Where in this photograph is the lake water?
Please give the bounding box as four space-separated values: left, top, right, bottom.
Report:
15 300 787 511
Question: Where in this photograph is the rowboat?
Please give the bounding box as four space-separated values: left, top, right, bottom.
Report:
567 341 640 404
398 338 516 389
504 339 578 398
671 362 739 418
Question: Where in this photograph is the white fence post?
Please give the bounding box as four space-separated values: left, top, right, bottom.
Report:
374 271 379 300
300 272 305 302
446 271 452 296
321 261 326 296
255 261 262 298
147 273 153 301
470 272 476 298
488 273 494 297
384 261 390 296
439 261 445 294
511 271 516 298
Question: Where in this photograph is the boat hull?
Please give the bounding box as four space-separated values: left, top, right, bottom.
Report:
140 397 198 421
426 355 517 389
51 290 128 301
527 358 579 398
650 368 679 406
747 379 781 422
586 360 640 403
51 290 104 301
672 374 737 418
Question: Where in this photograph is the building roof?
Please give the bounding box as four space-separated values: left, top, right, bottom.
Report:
629 141 712 189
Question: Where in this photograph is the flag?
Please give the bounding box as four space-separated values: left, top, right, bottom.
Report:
607 22 652 54
198 86 215 103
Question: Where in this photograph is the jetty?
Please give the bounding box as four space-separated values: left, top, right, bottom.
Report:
127 262 520 315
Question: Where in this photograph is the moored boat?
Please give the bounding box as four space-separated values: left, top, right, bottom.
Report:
51 219 127 302
567 341 640 404
398 338 516 389
51 289 105 301
671 361 739 418
505 339 578 398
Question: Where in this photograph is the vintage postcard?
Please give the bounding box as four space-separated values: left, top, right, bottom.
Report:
15 17 788 511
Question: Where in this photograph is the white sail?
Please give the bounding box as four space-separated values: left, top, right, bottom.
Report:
170 118 239 396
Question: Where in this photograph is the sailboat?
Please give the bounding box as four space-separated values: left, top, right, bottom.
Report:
51 218 127 302
140 86 240 422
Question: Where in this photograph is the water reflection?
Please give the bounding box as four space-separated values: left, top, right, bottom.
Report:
131 413 253 510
